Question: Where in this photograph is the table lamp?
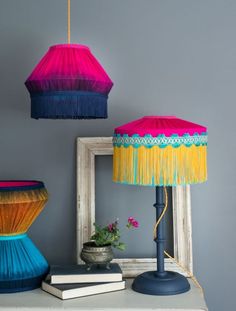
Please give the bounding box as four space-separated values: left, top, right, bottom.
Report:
113 116 207 295
0 181 49 293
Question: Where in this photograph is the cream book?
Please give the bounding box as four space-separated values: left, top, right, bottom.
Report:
42 279 126 300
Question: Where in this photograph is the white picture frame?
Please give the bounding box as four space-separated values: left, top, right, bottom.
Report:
76 137 193 277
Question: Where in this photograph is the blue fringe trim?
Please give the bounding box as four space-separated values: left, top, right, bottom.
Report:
30 91 108 119
0 234 49 293
0 234 27 241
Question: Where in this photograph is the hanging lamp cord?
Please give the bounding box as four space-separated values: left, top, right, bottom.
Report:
67 0 71 43
153 187 204 294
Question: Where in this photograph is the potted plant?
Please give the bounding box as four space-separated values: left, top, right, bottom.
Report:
80 217 139 269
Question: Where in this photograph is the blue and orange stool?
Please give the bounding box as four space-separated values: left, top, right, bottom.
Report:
0 181 49 293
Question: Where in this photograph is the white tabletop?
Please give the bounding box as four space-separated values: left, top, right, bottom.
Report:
0 279 208 311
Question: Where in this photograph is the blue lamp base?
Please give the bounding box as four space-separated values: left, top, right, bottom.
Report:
132 186 191 296
132 271 190 295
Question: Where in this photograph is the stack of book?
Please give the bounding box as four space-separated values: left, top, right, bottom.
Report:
42 263 125 300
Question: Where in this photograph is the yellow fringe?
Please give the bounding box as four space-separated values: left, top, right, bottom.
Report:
113 145 207 185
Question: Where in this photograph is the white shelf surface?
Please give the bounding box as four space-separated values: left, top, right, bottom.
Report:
0 279 208 311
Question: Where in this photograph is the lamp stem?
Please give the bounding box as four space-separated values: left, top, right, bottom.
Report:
132 185 190 295
154 186 166 276
132 185 190 294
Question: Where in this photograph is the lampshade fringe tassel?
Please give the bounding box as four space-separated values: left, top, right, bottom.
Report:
30 92 108 119
113 145 207 186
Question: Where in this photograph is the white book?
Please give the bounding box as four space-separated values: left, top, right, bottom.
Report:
42 280 126 300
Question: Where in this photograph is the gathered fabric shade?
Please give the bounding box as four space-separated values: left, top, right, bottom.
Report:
0 181 49 293
25 44 113 119
113 116 208 186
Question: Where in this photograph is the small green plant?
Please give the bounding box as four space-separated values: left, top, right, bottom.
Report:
90 217 139 251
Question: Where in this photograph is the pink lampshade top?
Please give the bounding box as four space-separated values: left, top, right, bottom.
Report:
114 116 207 137
25 44 113 94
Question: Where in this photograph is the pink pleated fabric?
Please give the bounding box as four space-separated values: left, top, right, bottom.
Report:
25 44 113 94
114 116 206 137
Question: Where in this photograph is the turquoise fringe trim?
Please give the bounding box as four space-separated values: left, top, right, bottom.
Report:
113 132 208 148
0 234 27 241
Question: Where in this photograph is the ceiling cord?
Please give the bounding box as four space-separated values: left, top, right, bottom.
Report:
67 0 71 43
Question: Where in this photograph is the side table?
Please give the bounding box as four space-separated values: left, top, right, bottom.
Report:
0 279 208 311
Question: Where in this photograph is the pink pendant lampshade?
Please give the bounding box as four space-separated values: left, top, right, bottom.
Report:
25 44 113 119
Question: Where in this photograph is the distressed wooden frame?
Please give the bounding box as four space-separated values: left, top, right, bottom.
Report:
76 137 193 277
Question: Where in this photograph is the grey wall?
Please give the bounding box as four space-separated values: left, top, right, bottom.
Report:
95 156 174 258
0 0 235 310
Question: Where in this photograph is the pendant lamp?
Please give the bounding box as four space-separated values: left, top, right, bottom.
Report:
25 0 113 119
113 116 207 295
